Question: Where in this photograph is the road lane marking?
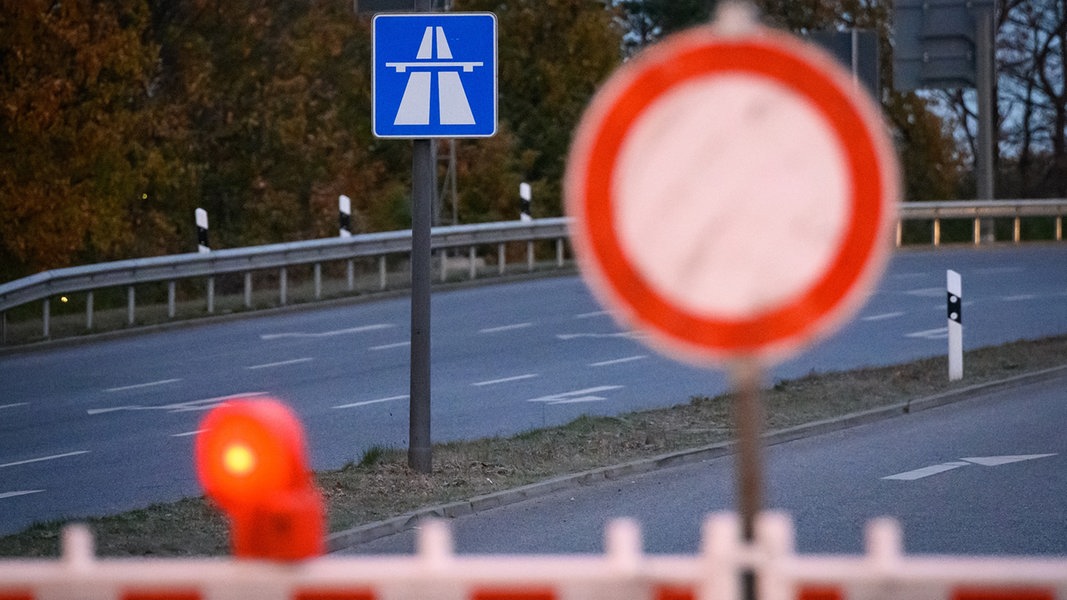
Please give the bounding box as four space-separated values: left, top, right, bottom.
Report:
171 429 207 438
0 490 44 500
105 378 182 393
333 395 408 409
260 324 393 340
0 451 89 469
556 332 639 340
575 311 610 319
88 392 267 415
904 287 944 298
473 374 538 387
371 341 411 350
526 385 623 405
882 462 970 481
883 454 1056 481
479 322 533 334
861 311 905 322
904 327 947 339
589 355 648 367
1002 294 1037 301
0 403 28 410
246 357 314 370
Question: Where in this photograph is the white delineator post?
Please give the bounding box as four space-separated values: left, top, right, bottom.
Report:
519 182 532 222
947 269 963 381
339 194 353 237
195 208 210 253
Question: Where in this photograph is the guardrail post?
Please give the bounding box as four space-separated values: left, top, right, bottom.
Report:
556 238 564 267
347 259 355 291
168 281 176 318
973 217 981 245
1 311 6 344
244 273 253 308
42 298 50 338
1057 215 1063 241
933 217 941 246
86 291 94 330
498 243 506 275
314 263 322 300
1014 214 1021 243
127 287 135 325
469 246 477 280
207 278 215 314
896 220 902 247
280 268 288 306
527 241 534 272
379 256 387 290
440 251 449 283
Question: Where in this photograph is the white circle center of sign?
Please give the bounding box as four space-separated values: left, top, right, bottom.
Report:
614 74 850 319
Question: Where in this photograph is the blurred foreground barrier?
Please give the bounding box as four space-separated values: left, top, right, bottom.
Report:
1 513 1065 600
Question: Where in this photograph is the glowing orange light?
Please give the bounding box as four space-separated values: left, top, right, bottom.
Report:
222 442 256 476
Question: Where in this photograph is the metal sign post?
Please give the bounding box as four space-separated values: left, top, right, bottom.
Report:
372 8 497 473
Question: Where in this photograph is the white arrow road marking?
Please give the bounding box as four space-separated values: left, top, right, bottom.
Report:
904 327 948 340
0 451 89 469
105 378 182 393
959 454 1057 466
526 385 623 405
333 395 408 409
883 454 1057 481
0 490 44 500
260 324 393 340
88 392 267 415
589 355 648 367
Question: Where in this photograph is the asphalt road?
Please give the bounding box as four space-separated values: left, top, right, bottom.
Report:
343 371 1067 557
1 244 1066 536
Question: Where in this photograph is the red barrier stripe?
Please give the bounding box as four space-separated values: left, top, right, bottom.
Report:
0 592 34 600
294 590 376 600
953 587 1055 600
122 592 201 600
797 585 844 600
471 588 555 600
655 585 695 600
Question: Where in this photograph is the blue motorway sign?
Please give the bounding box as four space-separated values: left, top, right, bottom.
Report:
373 13 497 138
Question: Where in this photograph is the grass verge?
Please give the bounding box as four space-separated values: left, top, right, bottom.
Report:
2 335 1066 557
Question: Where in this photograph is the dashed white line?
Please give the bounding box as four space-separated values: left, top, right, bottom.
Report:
473 374 539 387
575 311 610 319
0 402 28 410
526 385 624 405
371 341 411 351
0 451 89 469
1002 294 1037 301
260 324 394 340
861 311 905 322
246 357 314 370
105 378 182 393
0 490 44 500
171 429 207 438
88 392 267 415
589 355 648 367
479 322 533 334
905 327 948 339
333 395 408 409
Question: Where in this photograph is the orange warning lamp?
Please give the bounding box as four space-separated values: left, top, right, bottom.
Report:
195 398 324 560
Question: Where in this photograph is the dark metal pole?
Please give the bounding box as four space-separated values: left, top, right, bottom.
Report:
975 4 995 202
732 359 764 600
407 0 434 474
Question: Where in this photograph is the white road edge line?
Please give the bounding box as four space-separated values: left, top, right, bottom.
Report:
0 451 89 469
479 322 533 334
333 395 409 409
246 357 314 370
589 355 648 367
260 324 394 340
105 378 182 393
0 403 28 410
473 374 539 387
0 490 44 500
575 311 609 319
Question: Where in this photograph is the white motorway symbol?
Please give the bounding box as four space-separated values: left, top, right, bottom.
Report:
882 454 1057 481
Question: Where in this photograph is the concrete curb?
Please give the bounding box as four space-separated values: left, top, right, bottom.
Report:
326 363 1067 552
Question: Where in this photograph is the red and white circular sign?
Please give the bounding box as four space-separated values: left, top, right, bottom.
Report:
565 11 899 366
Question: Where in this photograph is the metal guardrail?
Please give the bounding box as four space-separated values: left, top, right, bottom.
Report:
1 200 1064 344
